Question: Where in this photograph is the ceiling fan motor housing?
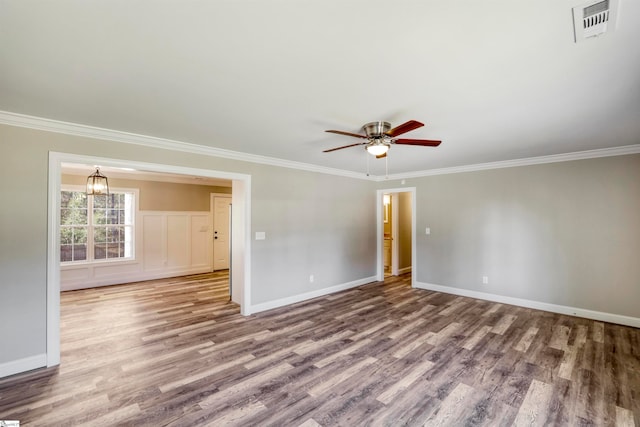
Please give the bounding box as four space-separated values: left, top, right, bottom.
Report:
363 121 391 138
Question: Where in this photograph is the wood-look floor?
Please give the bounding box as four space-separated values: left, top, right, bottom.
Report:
1 272 639 426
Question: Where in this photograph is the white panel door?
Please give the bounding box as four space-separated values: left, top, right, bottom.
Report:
213 197 231 270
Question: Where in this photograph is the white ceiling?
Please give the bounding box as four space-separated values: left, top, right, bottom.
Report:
61 163 232 187
1 1 639 176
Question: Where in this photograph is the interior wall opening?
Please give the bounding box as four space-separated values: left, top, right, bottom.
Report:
47 153 251 366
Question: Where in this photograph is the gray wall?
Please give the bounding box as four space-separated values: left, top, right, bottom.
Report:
405 154 640 318
0 123 377 365
0 132 48 363
2 119 639 371
251 167 376 303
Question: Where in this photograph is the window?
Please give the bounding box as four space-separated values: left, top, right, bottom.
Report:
60 189 135 263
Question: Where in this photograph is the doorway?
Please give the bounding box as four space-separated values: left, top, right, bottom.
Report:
383 193 392 277
376 187 417 285
48 152 252 368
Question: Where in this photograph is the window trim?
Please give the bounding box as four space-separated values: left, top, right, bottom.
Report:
60 185 139 266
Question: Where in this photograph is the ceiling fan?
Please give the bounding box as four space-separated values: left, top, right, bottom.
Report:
324 120 441 158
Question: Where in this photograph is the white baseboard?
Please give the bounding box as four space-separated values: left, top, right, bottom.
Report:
0 353 47 379
249 276 377 314
414 281 640 328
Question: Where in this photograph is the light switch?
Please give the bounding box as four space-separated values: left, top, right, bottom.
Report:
425 227 431 235
255 231 266 240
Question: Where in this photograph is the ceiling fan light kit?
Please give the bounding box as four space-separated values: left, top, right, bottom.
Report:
366 141 390 156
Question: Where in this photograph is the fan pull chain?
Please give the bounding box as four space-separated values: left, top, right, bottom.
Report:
366 151 370 176
385 153 389 179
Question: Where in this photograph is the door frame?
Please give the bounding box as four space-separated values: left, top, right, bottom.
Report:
391 193 399 276
376 187 416 286
48 152 253 368
210 193 232 271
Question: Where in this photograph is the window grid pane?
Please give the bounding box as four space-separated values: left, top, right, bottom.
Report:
60 190 135 263
60 225 88 262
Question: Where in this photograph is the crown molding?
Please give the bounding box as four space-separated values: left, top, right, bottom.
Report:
0 110 372 181
379 144 640 181
2 110 638 182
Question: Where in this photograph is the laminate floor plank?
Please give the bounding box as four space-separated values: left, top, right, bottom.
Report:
1 270 638 426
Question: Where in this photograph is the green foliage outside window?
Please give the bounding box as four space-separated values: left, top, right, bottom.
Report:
60 190 134 263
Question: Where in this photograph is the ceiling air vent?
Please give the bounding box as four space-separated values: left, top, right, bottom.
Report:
572 0 619 42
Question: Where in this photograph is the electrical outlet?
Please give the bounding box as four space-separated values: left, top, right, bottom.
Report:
309 275 314 283
482 276 489 285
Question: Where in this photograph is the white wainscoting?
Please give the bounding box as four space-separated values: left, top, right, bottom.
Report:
61 211 212 291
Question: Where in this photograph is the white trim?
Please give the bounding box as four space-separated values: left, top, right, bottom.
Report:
47 155 61 367
411 190 416 287
249 276 377 314
0 354 47 378
376 193 383 281
414 281 640 328
390 193 399 277
382 145 640 181
47 151 252 369
1 110 368 181
242 179 251 315
4 111 638 181
232 178 252 315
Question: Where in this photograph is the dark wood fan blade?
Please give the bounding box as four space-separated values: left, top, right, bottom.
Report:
376 153 387 159
394 138 442 147
385 120 424 137
325 130 368 139
323 142 367 152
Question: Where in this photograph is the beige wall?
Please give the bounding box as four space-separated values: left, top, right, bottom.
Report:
383 198 391 235
398 192 412 270
62 174 230 211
